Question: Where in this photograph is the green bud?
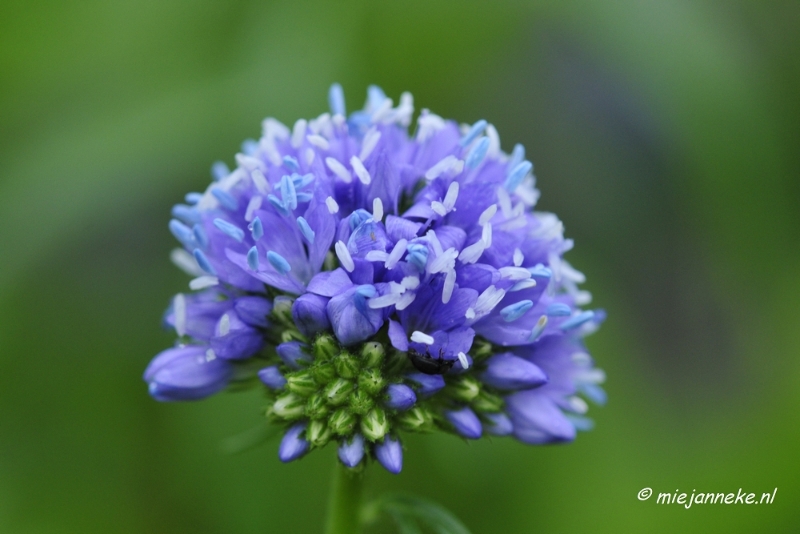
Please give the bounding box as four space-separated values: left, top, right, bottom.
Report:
472 390 504 413
329 409 357 436
305 392 329 419
306 420 331 448
311 362 336 385
361 342 385 368
397 406 435 432
360 407 389 441
358 369 386 396
281 329 306 343
286 370 318 397
325 378 355 406
471 339 493 361
334 351 360 378
445 376 481 402
272 296 294 323
348 389 374 415
313 334 338 361
272 392 305 419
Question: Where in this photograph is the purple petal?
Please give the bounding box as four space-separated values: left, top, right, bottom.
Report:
144 345 232 401
388 319 409 351
276 341 311 369
485 412 514 436
481 353 548 390
233 296 272 327
307 268 353 297
506 390 576 444
384 384 416 411
258 366 286 389
327 286 384 346
292 293 332 336
406 373 445 397
445 407 482 439
279 423 309 462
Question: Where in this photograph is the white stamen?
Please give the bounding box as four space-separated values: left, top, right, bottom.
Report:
567 396 589 414
425 155 458 181
205 348 217 362
410 331 435 345
350 156 371 185
305 147 315 165
431 201 447 217
499 266 532 281
457 351 470 370
394 92 414 126
458 240 485 264
388 281 406 294
218 313 231 336
372 197 384 223
325 196 340 214
170 248 205 277
428 247 458 274
189 276 219 290
509 279 538 292
360 128 381 160
365 250 389 262
325 157 352 183
251 169 270 195
307 134 330 151
371 98 393 122
513 248 524 267
385 239 407 269
465 307 476 320
486 124 500 158
426 230 443 256
291 119 307 148
174 294 187 337
245 196 263 222
474 285 506 317
497 186 513 218
481 223 493 247
442 269 456 304
443 182 459 211
368 293 403 309
479 204 497 225
395 291 416 310
335 240 354 272
400 276 420 290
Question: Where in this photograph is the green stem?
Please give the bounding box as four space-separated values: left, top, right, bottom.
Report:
324 462 364 534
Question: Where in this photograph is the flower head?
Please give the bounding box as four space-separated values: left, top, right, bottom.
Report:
145 84 606 473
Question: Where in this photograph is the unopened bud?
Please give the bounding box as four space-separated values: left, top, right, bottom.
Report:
286 370 317 397
313 334 339 361
472 390 504 413
311 362 336 385
397 406 434 433
272 296 294 323
361 342 385 368
325 378 354 406
471 338 493 361
334 351 360 378
306 419 331 448
329 409 357 436
273 392 305 419
305 392 329 419
360 407 389 441
445 376 481 402
348 390 374 415
358 369 385 396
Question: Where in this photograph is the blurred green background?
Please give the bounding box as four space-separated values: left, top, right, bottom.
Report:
1 1 799 532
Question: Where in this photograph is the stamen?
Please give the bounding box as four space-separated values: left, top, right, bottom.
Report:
395 291 416 310
428 248 458 274
267 194 289 216
267 251 292 275
325 157 352 183
459 119 487 147
307 134 330 151
458 240 485 264
372 197 384 223
305 147 315 165
529 264 553 279
291 119 307 149
507 143 525 172
329 83 346 116
185 192 202 204
365 251 389 262
457 352 470 370
528 315 548 341
465 137 490 169
560 311 595 331
169 219 194 247
513 248 524 267
249 216 263 240
173 294 187 336
280 175 298 210
443 181 459 211
219 314 231 336
509 279 537 292
368 293 402 309
481 223 493 247
335 241 355 272
500 300 534 322
251 169 270 195
170 248 204 277
296 216 315 244
425 155 458 181
325 196 340 214
247 246 259 271
442 269 456 304
410 331 435 345
505 160 533 192
431 201 447 217
478 204 497 225
193 249 216 275
245 196 263 222
211 161 230 181
213 218 245 242
385 239 407 269
350 156 371 185
189 275 218 290
359 128 381 160
546 303 572 316
499 266 531 281
496 186 512 218
282 156 299 172
465 308 476 320
211 188 238 211
474 285 506 315
400 276 419 289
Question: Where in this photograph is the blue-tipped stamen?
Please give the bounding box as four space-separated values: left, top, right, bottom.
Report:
528 315 548 342
406 243 429 271
296 216 315 244
500 300 534 322
546 303 572 316
329 83 346 116
192 224 208 249
291 173 315 189
267 251 292 275
529 264 552 279
171 204 201 224
560 311 595 331
247 246 259 271
211 161 229 181
283 156 299 172
267 194 289 216
507 143 525 173
184 192 203 205
465 137 490 169
296 192 313 203
280 175 298 210
169 219 194 247
213 218 245 242
211 188 238 211
250 216 263 241
459 119 487 147
241 138 258 156
505 160 533 192
193 248 216 275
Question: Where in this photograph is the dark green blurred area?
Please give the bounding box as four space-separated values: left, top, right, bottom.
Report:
1 1 799 532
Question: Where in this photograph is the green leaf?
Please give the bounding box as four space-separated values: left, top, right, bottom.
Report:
219 422 278 455
366 493 471 534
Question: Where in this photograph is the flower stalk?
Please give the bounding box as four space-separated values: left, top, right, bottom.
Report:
324 463 364 534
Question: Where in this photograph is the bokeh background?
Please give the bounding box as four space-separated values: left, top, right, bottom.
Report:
1 1 799 532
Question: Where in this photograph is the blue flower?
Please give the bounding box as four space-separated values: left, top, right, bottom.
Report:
146 84 606 474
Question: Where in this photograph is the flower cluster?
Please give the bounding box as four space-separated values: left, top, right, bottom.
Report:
144 85 606 474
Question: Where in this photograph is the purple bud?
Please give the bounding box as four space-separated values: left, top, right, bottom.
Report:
210 312 264 360
327 286 384 346
234 296 272 327
291 293 331 336
338 434 365 468
406 373 445 397
480 353 548 390
279 423 309 462
144 345 232 401
485 412 513 436
375 436 403 474
384 384 416 411
506 390 576 444
276 341 311 369
445 407 482 439
258 366 286 389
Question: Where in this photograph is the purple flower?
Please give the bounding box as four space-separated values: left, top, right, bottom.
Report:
146 84 606 472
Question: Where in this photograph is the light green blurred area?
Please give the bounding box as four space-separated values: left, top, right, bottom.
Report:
1 1 799 532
